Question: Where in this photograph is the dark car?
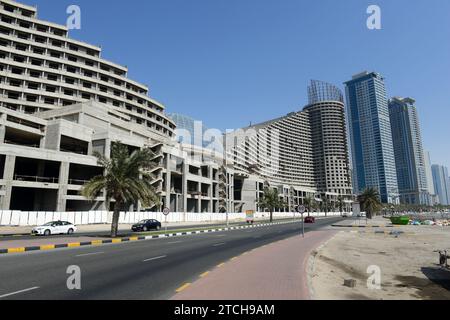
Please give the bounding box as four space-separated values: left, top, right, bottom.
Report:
304 216 316 224
132 219 162 232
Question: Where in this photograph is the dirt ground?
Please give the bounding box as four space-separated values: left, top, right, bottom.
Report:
309 220 450 300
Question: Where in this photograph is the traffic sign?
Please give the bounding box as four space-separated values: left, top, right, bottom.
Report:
297 205 306 214
163 207 170 216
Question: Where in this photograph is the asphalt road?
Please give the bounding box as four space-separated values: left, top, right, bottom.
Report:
0 217 342 300
0 220 273 241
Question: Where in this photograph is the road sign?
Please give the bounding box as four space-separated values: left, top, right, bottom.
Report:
163 207 170 216
297 205 306 214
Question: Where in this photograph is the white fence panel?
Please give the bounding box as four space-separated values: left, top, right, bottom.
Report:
10 211 21 225
44 212 53 224
81 212 89 225
67 212 76 224
28 211 37 226
18 212 29 226
74 213 82 225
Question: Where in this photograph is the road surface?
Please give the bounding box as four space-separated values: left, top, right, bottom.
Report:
0 217 342 300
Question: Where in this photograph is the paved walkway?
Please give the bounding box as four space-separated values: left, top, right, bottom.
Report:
171 230 337 300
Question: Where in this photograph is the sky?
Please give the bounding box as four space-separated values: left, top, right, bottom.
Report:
22 0 450 167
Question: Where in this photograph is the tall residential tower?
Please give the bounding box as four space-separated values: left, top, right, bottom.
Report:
388 97 430 205
345 71 399 204
432 165 450 205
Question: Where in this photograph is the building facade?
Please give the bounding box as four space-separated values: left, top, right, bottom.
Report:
345 71 399 204
227 80 353 212
0 1 354 214
0 0 234 213
432 164 450 205
424 151 438 205
388 97 430 205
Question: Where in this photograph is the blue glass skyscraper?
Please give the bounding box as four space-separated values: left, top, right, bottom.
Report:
344 71 399 204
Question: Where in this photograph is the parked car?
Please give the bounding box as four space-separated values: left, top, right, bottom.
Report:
132 219 162 232
357 212 367 218
304 216 316 224
32 221 77 236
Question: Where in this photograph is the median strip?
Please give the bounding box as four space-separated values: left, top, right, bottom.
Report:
0 219 302 255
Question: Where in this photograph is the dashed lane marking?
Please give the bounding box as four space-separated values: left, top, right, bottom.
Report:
0 287 40 299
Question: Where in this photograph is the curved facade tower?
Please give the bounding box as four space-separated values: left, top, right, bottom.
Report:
0 0 175 140
304 80 352 197
227 80 353 211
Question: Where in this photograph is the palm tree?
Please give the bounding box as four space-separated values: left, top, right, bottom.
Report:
82 142 161 237
303 197 314 216
337 196 345 216
357 188 382 220
320 197 330 217
258 187 286 223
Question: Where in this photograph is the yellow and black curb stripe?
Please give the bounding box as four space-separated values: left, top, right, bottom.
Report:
0 220 301 255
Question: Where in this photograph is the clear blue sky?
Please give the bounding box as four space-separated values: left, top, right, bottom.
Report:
24 0 450 167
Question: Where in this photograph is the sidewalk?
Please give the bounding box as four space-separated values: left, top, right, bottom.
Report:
171 230 337 300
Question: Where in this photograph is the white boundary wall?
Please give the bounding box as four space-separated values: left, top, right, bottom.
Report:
0 210 343 227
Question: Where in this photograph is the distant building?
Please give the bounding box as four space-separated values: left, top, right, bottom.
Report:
345 72 399 204
432 165 450 205
424 151 438 205
227 80 354 212
388 97 430 205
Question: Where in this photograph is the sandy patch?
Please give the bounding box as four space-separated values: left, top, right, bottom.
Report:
309 223 450 300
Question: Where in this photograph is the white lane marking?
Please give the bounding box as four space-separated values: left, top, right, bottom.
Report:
215 234 227 237
0 287 39 299
76 252 104 257
143 255 167 262
213 242 226 247
167 241 182 244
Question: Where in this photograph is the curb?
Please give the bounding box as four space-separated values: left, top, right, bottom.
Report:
332 225 395 228
0 233 35 238
0 220 301 255
349 230 412 235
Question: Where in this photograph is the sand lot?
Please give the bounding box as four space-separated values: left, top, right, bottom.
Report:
309 221 450 300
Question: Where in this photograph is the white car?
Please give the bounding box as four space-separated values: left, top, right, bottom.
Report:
32 221 77 236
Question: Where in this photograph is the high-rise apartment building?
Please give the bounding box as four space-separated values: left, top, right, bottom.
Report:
432 165 450 205
227 80 353 212
345 71 399 204
388 97 430 205
424 151 438 205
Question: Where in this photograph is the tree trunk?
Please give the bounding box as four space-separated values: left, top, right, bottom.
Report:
270 210 273 223
111 200 121 238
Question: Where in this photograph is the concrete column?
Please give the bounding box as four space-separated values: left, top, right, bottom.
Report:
0 125 5 144
1 155 16 210
0 113 7 143
208 167 214 213
182 163 188 213
165 156 171 211
105 138 111 158
56 162 69 211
